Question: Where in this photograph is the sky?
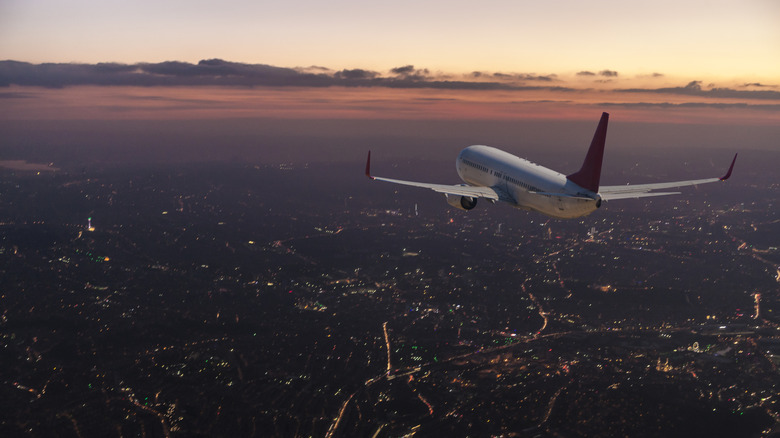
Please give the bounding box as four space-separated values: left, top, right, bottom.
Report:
2 0 779 80
0 0 779 164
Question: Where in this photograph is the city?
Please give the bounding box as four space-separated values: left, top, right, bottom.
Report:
1 153 778 437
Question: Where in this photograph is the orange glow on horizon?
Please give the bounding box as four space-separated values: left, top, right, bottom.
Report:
1 84 778 127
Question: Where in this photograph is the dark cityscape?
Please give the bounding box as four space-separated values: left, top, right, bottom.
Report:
1 149 778 437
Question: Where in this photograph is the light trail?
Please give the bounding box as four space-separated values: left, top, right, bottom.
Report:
383 321 392 375
325 392 355 438
123 394 171 438
417 393 434 416
337 325 640 435
526 288 549 335
753 292 761 319
540 386 565 426
60 413 84 438
551 261 573 299
370 424 386 438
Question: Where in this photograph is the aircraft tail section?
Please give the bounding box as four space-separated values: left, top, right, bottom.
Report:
567 112 609 192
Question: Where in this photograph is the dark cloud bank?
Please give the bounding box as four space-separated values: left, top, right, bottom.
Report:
0 59 570 92
2 59 779 102
617 80 780 101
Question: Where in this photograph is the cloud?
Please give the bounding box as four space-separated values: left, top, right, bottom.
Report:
491 72 557 82
297 65 333 74
0 91 35 99
389 65 431 81
0 60 576 92
390 65 416 75
579 70 622 79
524 74 557 82
94 62 140 74
334 69 379 80
598 101 780 111
2 60 778 105
617 80 780 100
684 80 702 91
0 59 333 88
637 72 665 79
743 82 777 88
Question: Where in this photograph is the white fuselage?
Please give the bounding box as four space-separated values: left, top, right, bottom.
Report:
456 145 601 219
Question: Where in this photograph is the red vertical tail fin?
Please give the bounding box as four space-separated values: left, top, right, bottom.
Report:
566 112 609 192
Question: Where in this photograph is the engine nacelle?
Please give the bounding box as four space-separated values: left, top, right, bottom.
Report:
445 194 478 211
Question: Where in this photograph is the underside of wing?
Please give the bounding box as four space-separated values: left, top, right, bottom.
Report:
371 176 500 200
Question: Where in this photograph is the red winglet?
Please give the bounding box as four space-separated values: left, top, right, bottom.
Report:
720 153 737 181
365 151 374 180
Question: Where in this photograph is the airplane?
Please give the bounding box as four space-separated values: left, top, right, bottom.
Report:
365 112 737 219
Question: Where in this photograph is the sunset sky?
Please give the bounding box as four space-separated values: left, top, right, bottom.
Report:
2 0 779 79
1 0 778 165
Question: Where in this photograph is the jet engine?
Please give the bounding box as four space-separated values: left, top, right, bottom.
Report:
445 194 477 211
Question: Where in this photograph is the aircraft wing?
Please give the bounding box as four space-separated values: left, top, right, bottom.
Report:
365 151 499 200
599 154 737 201
370 176 500 200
